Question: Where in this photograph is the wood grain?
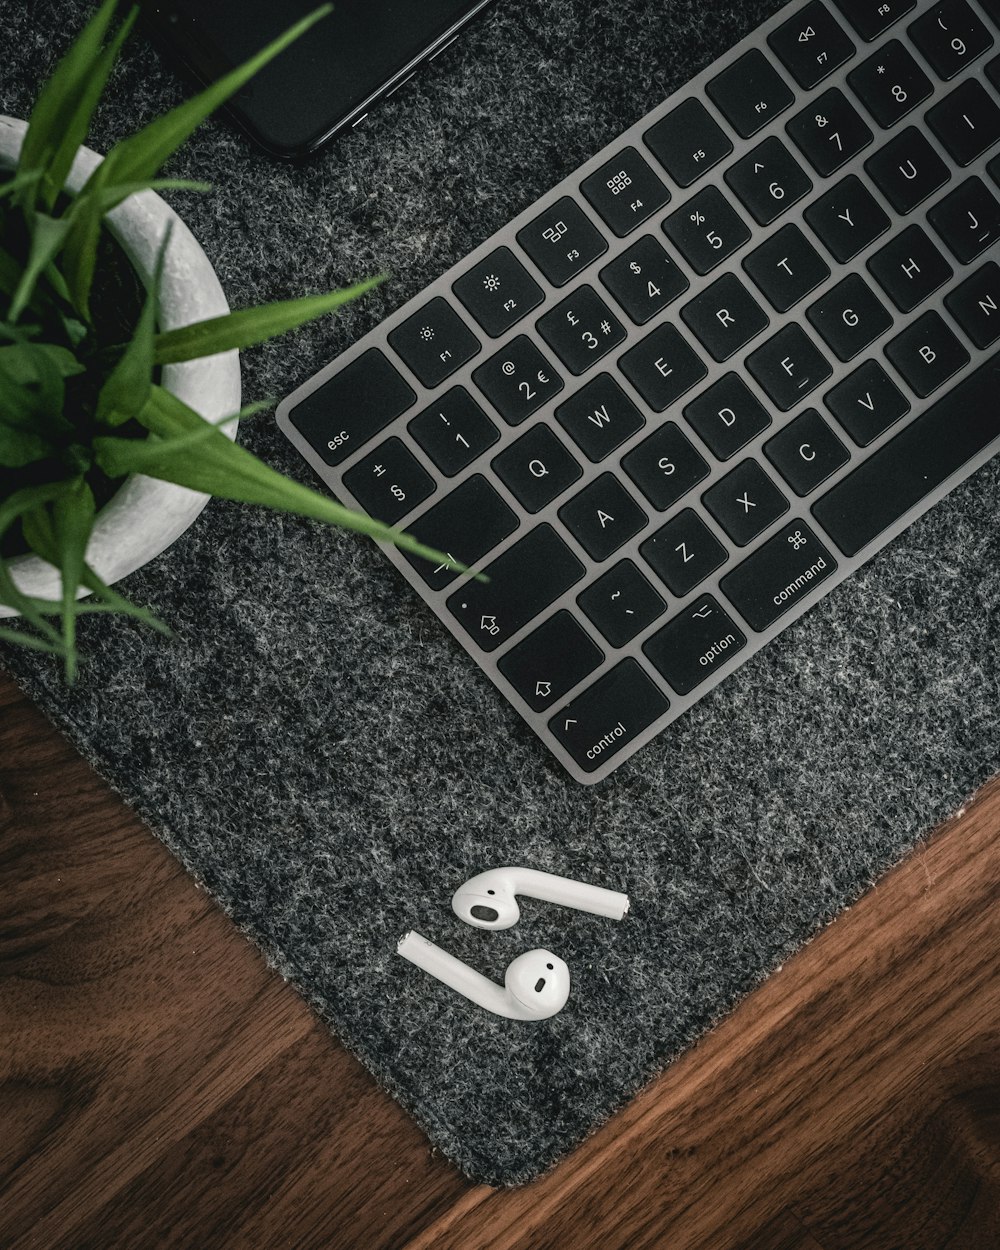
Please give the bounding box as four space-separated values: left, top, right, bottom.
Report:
1 667 999 1250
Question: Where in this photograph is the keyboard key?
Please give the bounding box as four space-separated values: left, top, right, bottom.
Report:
548 659 670 774
581 147 670 237
472 336 564 425
832 0 915 41
746 324 833 410
706 49 795 139
555 373 645 462
683 373 772 459
848 41 932 129
764 408 851 495
342 436 435 525
644 98 733 188
491 424 582 513
662 185 751 275
619 323 707 411
536 285 627 375
446 523 585 651
786 88 873 177
864 126 949 213
599 235 689 325
404 474 519 589
558 474 648 561
680 273 769 362
768 1 855 90
643 595 747 695
927 80 1000 166
639 509 728 597
804 174 890 262
720 521 837 631
812 348 1000 556
452 246 544 338
622 423 710 510
928 176 1000 263
945 260 1000 347
909 0 993 80
743 223 831 312
288 348 416 467
497 610 603 712
806 273 893 361
577 559 667 646
884 310 971 396
387 296 480 388
701 459 789 546
724 136 813 225
867 225 953 313
516 196 608 287
408 387 499 476
824 358 911 444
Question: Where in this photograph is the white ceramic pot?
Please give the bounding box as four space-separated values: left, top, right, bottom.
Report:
0 115 241 615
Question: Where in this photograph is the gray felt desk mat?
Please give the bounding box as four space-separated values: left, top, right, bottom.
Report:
3 0 999 1187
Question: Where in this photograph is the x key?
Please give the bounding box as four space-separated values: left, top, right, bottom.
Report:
702 460 789 546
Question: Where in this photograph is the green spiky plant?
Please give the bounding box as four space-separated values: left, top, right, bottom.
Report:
0 1 456 680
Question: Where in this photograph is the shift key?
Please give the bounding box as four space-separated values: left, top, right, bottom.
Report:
549 659 670 773
720 521 837 631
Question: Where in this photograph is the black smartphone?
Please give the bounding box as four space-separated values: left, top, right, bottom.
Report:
140 1 495 160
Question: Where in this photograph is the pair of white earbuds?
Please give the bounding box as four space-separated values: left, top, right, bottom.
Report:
397 867 629 1021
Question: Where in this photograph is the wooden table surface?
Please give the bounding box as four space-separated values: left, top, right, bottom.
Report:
2 667 999 1250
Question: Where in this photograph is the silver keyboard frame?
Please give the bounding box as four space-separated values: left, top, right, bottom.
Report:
277 0 1000 784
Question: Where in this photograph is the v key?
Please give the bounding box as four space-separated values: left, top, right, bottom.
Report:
824 359 911 446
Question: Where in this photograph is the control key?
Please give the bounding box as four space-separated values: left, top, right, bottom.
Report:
549 659 669 774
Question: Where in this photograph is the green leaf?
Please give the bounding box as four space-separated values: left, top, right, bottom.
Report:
0 169 42 202
93 397 271 463
0 342 85 384
0 481 71 647
0 422 52 468
52 480 97 682
8 212 72 322
0 625 66 656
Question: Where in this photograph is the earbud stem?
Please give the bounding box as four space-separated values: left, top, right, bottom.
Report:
513 868 629 920
397 931 525 1019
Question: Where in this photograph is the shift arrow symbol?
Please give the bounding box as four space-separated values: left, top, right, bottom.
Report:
535 681 551 698
480 615 497 630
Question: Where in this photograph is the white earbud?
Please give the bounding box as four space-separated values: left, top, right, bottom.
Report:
397 931 570 1020
452 867 629 931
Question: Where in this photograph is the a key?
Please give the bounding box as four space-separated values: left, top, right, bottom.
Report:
683 373 772 460
289 347 416 468
387 296 480 388
867 225 953 313
577 559 667 648
864 126 950 213
768 1 855 90
548 659 670 774
926 80 1000 166
823 358 911 445
497 610 603 712
491 424 582 513
555 373 645 462
536 285 627 375
720 521 838 630
472 335 564 425
621 422 710 511
812 347 1000 556
848 41 932 129
884 310 970 397
927 176 1000 264
580 147 671 237
944 260 1000 347
407 387 499 476
706 49 795 139
403 474 519 590
803 174 890 263
909 0 993 80
764 408 851 495
662 186 751 276
558 474 648 561
786 88 873 177
619 323 707 411
724 136 813 225
639 509 728 597
743 223 831 312
833 0 915 41
446 523 585 651
599 235 690 325
643 594 747 695
701 459 789 546
680 273 769 363
746 324 833 410
516 196 608 287
806 273 893 361
452 245 545 339
644 98 733 187
342 436 436 525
